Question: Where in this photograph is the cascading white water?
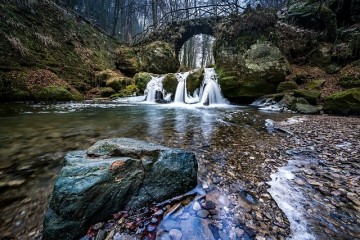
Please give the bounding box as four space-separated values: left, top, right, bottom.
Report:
143 68 228 106
145 76 164 102
199 68 228 105
173 72 189 103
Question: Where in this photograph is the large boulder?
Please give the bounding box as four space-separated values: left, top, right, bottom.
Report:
216 41 290 102
324 88 360 115
115 41 179 76
43 138 198 240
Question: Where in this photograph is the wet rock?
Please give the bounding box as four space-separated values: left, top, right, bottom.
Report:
196 209 210 218
203 201 216 210
43 138 197 240
159 220 181 231
168 229 182 240
180 217 215 240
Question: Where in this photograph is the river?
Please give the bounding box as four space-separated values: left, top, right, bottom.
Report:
0 101 314 239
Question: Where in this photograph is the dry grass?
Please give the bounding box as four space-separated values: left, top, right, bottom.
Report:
6 35 28 56
34 32 60 48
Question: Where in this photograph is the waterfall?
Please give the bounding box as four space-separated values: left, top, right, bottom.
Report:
142 68 228 106
145 76 164 102
199 68 228 105
173 72 189 103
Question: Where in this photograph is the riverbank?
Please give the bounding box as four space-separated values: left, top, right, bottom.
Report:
81 113 359 240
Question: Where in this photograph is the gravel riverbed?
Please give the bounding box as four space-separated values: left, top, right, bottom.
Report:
85 114 359 240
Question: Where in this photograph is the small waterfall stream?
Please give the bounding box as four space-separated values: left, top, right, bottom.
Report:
144 76 164 102
173 72 189 103
144 68 228 106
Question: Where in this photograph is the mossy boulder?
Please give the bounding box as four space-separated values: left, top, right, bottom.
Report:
120 84 139 96
134 72 152 93
306 80 326 90
115 41 179 75
95 69 132 92
99 87 116 97
277 81 298 92
0 69 83 101
216 41 290 102
163 74 178 95
324 88 360 115
294 89 321 105
186 69 204 94
291 103 322 114
339 61 360 88
105 77 132 92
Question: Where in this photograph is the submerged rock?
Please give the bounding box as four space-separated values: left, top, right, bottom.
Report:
43 138 197 240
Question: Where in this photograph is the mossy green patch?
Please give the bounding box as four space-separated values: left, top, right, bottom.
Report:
186 69 204 93
277 81 298 92
1 69 83 101
305 80 326 90
294 89 321 105
134 72 152 93
163 74 178 95
324 88 360 115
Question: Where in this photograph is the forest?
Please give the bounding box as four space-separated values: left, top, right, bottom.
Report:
53 0 287 68
0 0 359 239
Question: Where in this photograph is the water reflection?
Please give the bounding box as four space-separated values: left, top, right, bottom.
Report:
0 102 291 239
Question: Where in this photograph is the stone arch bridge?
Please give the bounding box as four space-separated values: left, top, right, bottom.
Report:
132 4 237 56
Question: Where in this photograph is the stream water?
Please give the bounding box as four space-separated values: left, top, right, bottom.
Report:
0 101 295 239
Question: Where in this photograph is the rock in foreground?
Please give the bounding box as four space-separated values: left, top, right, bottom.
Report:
43 138 198 240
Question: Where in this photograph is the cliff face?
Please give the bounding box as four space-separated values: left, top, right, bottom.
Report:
0 1 118 101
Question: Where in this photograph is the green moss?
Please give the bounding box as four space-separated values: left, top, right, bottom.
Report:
118 84 139 97
99 87 116 97
134 72 152 93
294 89 321 105
105 77 132 92
324 88 360 115
277 81 298 92
339 76 360 88
0 1 119 101
305 80 326 90
186 69 204 93
1 69 84 101
163 74 178 94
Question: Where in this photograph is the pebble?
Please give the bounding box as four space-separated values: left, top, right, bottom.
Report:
192 201 201 211
168 229 182 240
196 209 209 218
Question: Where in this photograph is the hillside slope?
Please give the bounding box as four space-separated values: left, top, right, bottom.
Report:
0 1 119 101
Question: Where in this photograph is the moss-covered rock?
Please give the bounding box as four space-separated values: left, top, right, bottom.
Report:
112 84 139 98
163 74 178 95
324 88 360 115
294 89 321 105
291 103 322 114
216 41 290 101
277 81 298 92
186 69 204 93
0 69 83 101
134 72 152 93
305 79 326 90
99 87 116 97
339 61 360 88
105 77 132 92
94 69 132 92
115 41 179 75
